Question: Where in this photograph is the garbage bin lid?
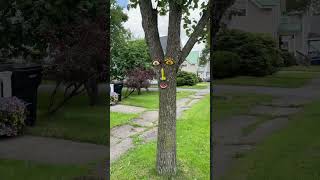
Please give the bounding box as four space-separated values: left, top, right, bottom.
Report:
12 63 43 71
0 63 14 72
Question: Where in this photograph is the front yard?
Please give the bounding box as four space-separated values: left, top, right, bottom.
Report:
178 82 209 89
215 66 320 88
0 159 89 180
223 99 320 180
120 90 196 109
26 92 109 145
111 93 271 179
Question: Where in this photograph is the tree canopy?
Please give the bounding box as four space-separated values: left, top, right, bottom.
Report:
111 39 152 80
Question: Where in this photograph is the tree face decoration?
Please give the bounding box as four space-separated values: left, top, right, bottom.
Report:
153 60 160 66
160 68 166 81
159 81 168 89
160 67 168 89
165 57 175 65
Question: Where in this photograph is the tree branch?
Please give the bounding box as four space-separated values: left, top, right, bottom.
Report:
167 1 183 62
139 0 164 61
179 3 211 66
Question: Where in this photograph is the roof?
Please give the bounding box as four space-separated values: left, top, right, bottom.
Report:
252 0 280 8
186 51 200 65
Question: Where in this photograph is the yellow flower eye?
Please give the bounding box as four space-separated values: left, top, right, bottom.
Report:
165 58 174 65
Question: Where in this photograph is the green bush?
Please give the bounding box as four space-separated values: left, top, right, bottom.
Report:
217 29 283 76
0 97 27 136
212 51 241 78
280 50 297 67
177 71 199 86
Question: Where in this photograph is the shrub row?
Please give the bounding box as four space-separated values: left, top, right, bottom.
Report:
213 29 290 78
0 97 27 136
177 71 199 86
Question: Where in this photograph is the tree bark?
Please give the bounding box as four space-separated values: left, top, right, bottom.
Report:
85 76 99 106
155 1 182 175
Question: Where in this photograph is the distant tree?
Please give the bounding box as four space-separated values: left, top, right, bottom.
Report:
286 0 320 14
112 39 152 80
124 67 155 96
199 43 209 66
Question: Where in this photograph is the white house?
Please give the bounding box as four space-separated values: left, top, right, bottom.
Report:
197 61 210 81
226 0 320 64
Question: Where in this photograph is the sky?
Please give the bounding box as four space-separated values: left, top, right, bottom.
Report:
117 0 206 52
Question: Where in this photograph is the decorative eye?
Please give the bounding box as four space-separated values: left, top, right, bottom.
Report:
165 58 174 65
153 60 160 66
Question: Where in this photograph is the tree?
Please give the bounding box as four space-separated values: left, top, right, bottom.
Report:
128 0 235 175
1 0 112 111
199 43 209 66
124 67 155 95
112 39 152 80
286 0 320 14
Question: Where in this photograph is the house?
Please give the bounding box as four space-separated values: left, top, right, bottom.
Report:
226 0 320 64
197 61 210 81
159 36 200 74
181 51 200 74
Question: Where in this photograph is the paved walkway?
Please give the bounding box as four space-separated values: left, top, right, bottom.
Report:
110 89 209 163
0 135 107 165
213 76 320 179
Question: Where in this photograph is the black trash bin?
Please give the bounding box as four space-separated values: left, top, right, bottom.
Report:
113 82 124 101
11 64 43 126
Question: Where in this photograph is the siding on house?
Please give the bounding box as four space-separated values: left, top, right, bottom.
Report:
228 0 281 38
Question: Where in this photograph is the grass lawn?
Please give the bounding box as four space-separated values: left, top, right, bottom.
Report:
120 90 195 110
0 159 89 180
214 94 273 121
215 67 320 88
110 112 139 128
282 65 320 72
26 92 109 145
111 93 271 179
222 99 320 180
177 82 209 89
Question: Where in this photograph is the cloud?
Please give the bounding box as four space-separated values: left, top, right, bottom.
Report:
122 2 207 52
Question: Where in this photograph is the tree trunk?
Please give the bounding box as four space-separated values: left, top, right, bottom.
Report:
85 76 99 106
155 1 182 175
156 66 177 175
138 0 212 176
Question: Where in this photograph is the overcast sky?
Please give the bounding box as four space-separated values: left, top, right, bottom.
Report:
117 0 206 52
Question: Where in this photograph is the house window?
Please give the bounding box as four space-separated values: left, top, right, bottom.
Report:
232 0 248 16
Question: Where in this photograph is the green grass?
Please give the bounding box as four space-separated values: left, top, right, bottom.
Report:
215 68 320 88
214 94 273 121
111 112 139 128
223 99 320 180
26 92 108 145
177 82 209 89
111 93 272 179
0 159 89 180
120 90 195 109
282 65 320 72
